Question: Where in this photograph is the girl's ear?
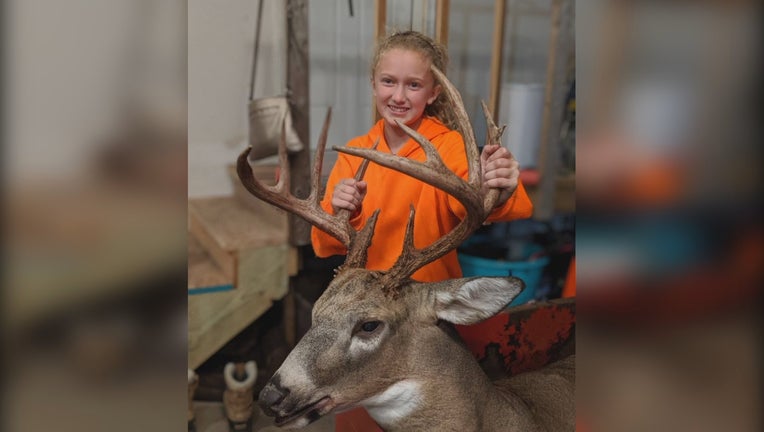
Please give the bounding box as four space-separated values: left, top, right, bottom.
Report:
428 84 442 105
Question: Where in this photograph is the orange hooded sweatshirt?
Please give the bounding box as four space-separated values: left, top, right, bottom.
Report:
311 117 533 282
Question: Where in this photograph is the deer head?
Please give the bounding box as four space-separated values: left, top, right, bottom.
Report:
237 67 528 430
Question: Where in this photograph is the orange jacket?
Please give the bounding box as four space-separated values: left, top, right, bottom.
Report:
311 117 533 282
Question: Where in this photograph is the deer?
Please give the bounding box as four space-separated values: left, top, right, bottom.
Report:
236 66 575 431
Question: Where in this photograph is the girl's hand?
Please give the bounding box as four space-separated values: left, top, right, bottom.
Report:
331 178 368 216
480 144 519 207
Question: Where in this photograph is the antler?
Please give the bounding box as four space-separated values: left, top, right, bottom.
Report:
333 65 505 286
236 107 380 269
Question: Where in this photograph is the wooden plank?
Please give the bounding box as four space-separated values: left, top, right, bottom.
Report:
375 0 387 40
188 204 236 281
488 0 507 121
488 0 507 119
286 0 312 247
188 233 232 292
372 0 386 124
189 197 287 253
188 244 289 369
434 0 450 46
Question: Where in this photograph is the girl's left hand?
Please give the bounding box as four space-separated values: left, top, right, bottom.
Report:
480 144 519 207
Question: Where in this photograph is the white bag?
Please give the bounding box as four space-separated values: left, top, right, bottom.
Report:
248 96 303 160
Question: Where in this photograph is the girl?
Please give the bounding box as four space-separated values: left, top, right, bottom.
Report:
312 30 533 282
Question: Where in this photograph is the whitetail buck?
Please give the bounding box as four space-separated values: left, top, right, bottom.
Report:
237 66 574 431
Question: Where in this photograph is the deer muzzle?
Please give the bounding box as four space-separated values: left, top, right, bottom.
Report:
258 377 335 428
258 380 290 417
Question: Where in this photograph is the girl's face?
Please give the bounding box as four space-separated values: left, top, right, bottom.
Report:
372 48 441 132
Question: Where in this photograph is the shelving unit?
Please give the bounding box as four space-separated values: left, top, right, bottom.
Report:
187 164 297 369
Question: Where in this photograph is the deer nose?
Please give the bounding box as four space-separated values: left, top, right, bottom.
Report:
258 380 290 414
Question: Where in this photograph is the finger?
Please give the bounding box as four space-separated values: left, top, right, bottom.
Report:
356 180 368 195
333 186 354 203
333 186 350 201
332 199 356 213
484 176 518 189
481 144 500 161
336 181 361 196
484 158 510 172
341 178 367 198
482 143 500 153
485 158 519 174
484 166 517 181
338 188 362 205
485 146 514 163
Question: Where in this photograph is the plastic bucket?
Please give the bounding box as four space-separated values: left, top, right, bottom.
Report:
458 252 549 306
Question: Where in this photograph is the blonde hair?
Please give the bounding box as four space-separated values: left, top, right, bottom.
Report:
370 30 459 132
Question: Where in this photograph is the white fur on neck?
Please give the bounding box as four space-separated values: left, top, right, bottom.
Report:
361 380 423 426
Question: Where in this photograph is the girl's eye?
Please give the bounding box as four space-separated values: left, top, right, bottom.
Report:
409 82 421 89
381 78 393 85
360 321 381 333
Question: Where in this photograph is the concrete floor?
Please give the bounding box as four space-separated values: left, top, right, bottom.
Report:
193 401 335 432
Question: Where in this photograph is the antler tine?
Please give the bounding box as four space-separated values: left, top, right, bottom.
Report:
334 138 379 221
343 209 380 270
481 100 506 145
337 138 380 270
238 108 381 272
430 65 481 186
309 107 333 205
237 109 352 247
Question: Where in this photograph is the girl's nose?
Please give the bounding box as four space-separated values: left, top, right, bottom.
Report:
392 85 406 103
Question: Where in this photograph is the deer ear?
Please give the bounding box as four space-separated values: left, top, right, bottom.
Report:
432 277 524 325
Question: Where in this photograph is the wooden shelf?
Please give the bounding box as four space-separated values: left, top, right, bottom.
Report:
188 195 291 368
189 196 287 282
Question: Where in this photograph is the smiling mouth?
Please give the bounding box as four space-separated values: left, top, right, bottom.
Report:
274 396 334 427
387 105 409 115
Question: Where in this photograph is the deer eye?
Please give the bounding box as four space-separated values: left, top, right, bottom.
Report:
358 320 382 334
353 320 382 337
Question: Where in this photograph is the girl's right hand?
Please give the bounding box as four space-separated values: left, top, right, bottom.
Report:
331 178 367 216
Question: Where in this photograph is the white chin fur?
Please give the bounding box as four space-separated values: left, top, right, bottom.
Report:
361 380 423 426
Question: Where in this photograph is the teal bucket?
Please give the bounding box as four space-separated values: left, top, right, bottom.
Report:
458 251 549 306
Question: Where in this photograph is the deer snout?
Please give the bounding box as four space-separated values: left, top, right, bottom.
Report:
258 380 290 416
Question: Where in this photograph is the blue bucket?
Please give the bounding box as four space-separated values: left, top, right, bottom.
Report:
458 250 549 306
